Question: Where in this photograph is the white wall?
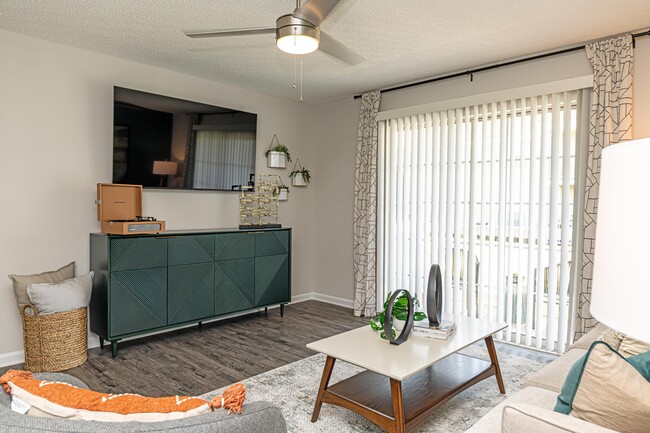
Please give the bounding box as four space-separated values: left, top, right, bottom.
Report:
311 37 650 303
0 29 316 360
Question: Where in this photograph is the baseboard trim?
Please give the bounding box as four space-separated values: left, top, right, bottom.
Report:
0 335 102 369
0 293 354 368
0 350 24 369
290 293 314 304
291 292 354 309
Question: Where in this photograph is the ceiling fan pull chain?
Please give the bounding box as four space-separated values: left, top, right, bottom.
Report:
293 52 297 91
300 57 304 102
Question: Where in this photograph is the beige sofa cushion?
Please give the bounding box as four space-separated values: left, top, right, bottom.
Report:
619 336 650 357
502 403 618 433
599 328 625 350
523 348 586 393
569 323 607 351
466 386 558 433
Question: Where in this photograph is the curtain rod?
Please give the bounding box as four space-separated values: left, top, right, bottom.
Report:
353 29 650 100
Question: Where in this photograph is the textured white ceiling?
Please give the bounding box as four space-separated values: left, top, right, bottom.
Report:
1 0 648 104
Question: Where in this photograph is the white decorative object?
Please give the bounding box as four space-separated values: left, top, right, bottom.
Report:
390 315 428 331
289 158 310 187
267 152 286 168
277 186 289 201
292 173 307 186
591 138 650 343
265 134 290 169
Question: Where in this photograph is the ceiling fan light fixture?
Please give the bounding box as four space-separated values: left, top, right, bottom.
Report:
277 33 319 54
276 15 320 55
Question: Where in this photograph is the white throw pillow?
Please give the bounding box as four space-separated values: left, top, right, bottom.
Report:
27 272 93 315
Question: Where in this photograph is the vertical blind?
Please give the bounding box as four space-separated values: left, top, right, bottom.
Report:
193 130 256 190
377 89 588 353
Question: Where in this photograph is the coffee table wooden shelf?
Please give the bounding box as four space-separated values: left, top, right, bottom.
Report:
307 315 507 433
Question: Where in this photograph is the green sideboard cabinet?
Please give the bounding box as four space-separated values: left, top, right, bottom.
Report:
90 228 291 357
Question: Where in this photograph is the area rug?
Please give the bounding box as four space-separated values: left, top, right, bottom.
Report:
204 344 551 433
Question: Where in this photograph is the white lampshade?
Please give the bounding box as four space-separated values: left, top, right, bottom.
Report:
591 138 650 343
152 160 178 176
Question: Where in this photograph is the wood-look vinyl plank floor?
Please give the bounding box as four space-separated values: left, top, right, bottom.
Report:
1 301 555 396
2 301 366 396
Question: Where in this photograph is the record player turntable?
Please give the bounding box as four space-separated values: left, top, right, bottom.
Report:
96 183 166 235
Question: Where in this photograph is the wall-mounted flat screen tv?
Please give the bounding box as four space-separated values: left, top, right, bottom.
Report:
113 87 257 191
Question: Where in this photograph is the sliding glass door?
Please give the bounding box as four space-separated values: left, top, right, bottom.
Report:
377 89 589 353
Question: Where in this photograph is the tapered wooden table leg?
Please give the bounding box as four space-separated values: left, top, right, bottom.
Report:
485 335 505 394
390 378 406 433
311 356 336 422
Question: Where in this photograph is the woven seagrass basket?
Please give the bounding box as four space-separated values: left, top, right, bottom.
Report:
20 305 88 372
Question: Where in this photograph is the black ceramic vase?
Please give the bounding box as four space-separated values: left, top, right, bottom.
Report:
427 264 443 327
384 289 414 346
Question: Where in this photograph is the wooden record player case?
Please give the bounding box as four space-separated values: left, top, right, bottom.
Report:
96 183 165 235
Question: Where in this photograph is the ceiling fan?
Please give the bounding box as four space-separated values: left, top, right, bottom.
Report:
184 0 363 65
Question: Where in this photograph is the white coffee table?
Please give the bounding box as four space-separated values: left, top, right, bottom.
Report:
307 315 507 433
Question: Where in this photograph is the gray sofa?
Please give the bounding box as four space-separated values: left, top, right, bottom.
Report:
467 323 618 433
0 373 287 433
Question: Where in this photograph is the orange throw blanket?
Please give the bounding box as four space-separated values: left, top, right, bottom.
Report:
0 370 245 422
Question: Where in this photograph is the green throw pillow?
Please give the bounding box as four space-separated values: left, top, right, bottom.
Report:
555 341 650 414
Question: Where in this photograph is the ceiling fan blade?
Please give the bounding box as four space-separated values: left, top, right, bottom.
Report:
293 0 341 26
319 32 364 65
185 27 276 39
188 42 270 53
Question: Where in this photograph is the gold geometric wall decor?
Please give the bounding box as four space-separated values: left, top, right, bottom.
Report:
239 174 281 228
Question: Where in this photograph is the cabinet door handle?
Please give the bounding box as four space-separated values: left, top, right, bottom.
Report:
246 232 265 235
155 236 179 239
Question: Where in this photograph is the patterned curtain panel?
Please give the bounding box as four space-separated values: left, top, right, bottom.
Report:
353 91 381 317
575 35 633 340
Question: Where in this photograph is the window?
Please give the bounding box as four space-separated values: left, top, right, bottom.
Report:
193 130 256 190
377 89 589 353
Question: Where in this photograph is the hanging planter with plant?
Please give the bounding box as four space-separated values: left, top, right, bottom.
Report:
265 134 291 168
289 159 311 187
274 182 289 201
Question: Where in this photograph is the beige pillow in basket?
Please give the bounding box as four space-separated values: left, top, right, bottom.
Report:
8 262 75 311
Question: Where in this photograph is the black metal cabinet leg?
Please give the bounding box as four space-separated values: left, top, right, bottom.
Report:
99 338 105 350
281 304 285 317
265 307 268 316
198 321 202 330
111 341 118 358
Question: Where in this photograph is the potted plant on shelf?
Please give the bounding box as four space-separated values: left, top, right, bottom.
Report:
370 291 427 340
289 159 311 186
265 134 291 168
